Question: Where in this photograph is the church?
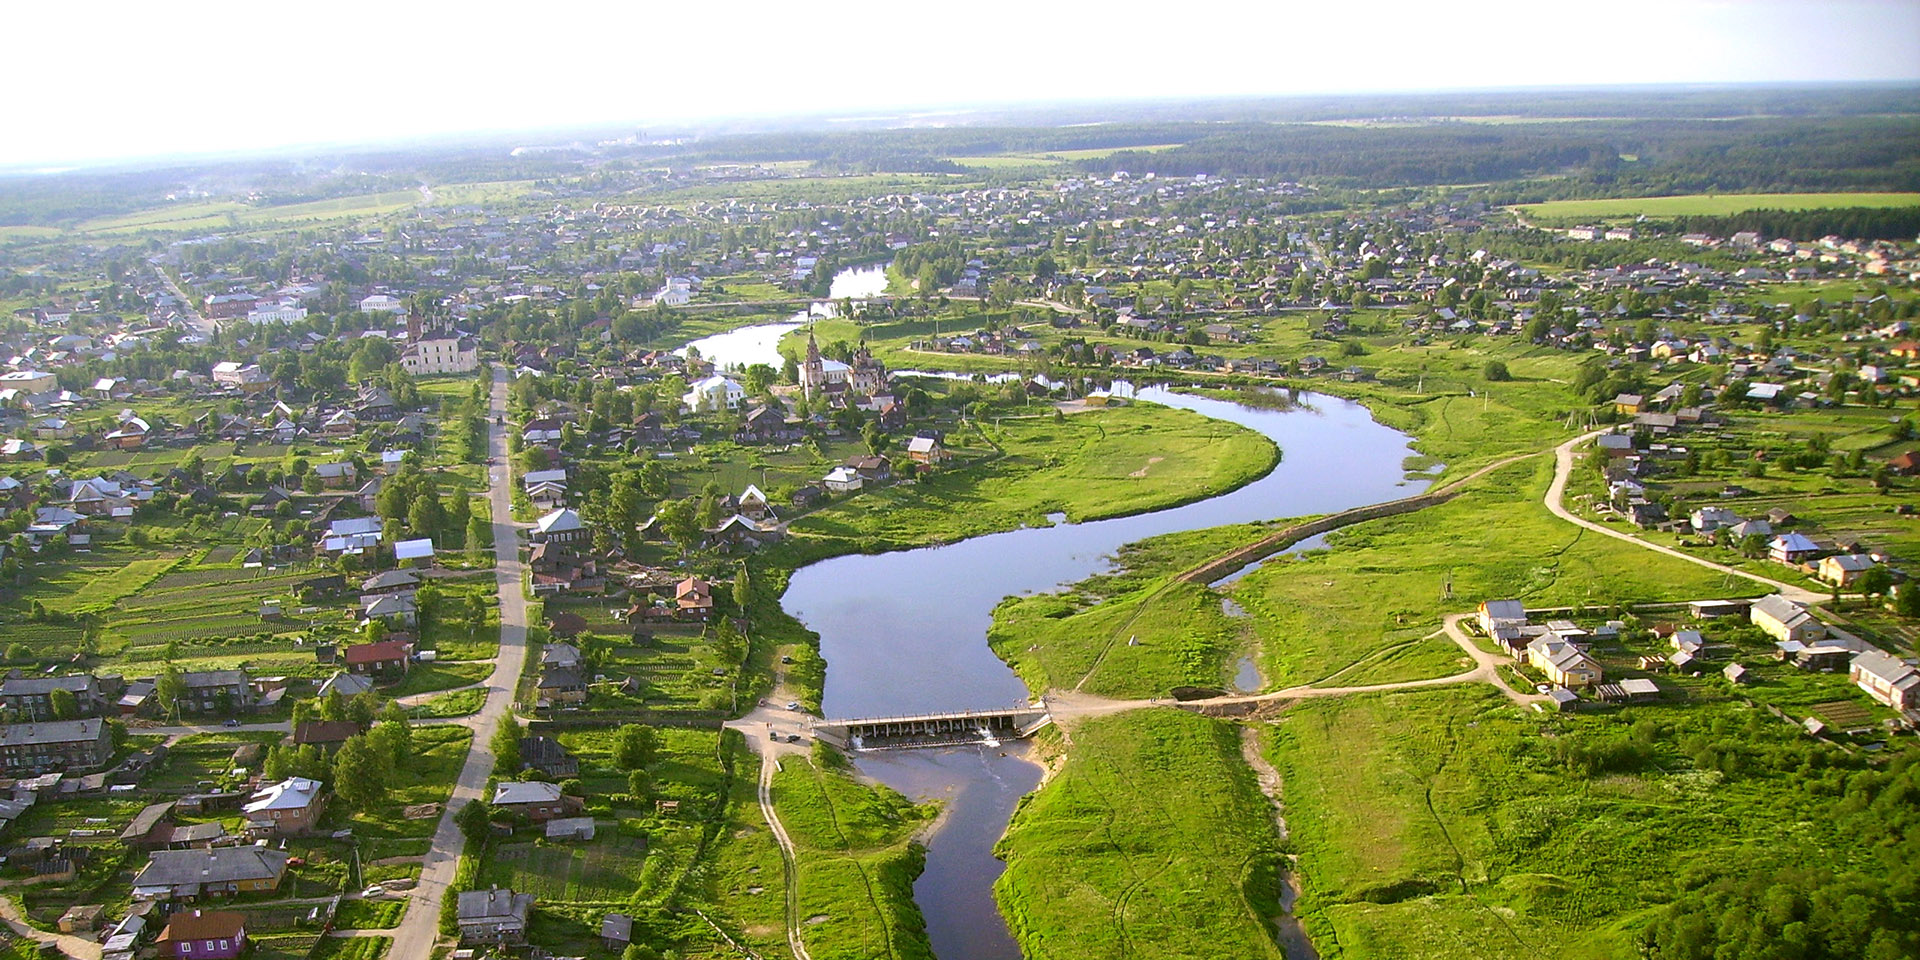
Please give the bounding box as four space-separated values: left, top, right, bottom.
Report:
800 330 889 402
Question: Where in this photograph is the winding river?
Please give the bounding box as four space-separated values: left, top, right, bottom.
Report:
686 277 1425 958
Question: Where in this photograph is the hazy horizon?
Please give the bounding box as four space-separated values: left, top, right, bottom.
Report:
10 0 1920 169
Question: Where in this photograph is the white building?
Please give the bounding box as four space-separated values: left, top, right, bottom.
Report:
359 294 406 314
683 376 745 412
245 300 309 325
399 337 478 376
0 371 57 394
210 362 267 391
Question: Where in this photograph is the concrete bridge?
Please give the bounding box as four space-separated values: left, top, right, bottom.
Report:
813 706 1052 751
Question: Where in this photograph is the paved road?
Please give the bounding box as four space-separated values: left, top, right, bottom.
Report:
148 260 214 337
1546 431 1823 604
390 368 530 959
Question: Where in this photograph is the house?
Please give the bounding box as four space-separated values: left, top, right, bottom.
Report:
675 577 714 621
682 375 745 412
1724 662 1752 685
103 415 151 450
290 720 360 750
1768 533 1821 565
1750 595 1826 644
531 508 589 545
844 455 892 482
1689 506 1739 533
521 418 564 445
0 674 105 720
362 594 418 629
344 641 411 677
242 777 328 837
1476 599 1527 634
456 888 533 945
545 816 597 841
1612 393 1645 415
521 735 579 778
0 719 113 774
393 538 435 567
121 801 179 849
360 569 419 596
1850 650 1920 712
1595 433 1635 458
906 435 950 465
209 362 268 393
316 672 375 700
1817 554 1876 586
156 910 247 959
491 781 574 821
320 516 383 556
312 462 358 489
737 484 776 522
1777 639 1853 671
821 466 862 494
133 847 289 900
707 514 783 550
399 336 479 376
537 665 588 705
179 670 255 714
1526 635 1602 688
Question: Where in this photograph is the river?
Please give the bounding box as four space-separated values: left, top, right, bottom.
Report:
783 388 1423 958
675 264 891 371
690 267 1421 958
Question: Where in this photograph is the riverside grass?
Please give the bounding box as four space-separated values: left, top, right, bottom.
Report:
988 455 1751 700
771 745 937 960
994 710 1286 960
785 401 1278 551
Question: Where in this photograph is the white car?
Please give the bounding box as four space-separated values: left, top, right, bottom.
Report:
361 885 385 899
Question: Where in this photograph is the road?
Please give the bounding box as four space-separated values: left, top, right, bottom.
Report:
389 367 531 959
0 895 101 960
148 260 214 337
1044 613 1547 724
723 684 818 960
1546 430 1823 604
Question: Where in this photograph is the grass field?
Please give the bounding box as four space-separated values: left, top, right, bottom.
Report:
335 725 473 841
484 829 653 902
782 402 1277 554
1514 191 1920 221
1266 681 1914 959
995 711 1285 960
943 144 1186 168
770 745 935 960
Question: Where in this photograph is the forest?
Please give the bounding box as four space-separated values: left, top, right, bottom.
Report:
1085 117 1920 194
1653 205 1920 242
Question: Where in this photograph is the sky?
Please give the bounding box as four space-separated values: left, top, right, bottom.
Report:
9 0 1920 168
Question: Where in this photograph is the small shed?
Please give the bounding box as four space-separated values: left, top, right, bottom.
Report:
600 913 633 949
544 816 595 842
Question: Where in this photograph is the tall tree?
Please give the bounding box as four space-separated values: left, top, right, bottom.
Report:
332 735 387 811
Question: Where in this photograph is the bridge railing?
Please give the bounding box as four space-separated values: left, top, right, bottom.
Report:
822 706 1043 727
